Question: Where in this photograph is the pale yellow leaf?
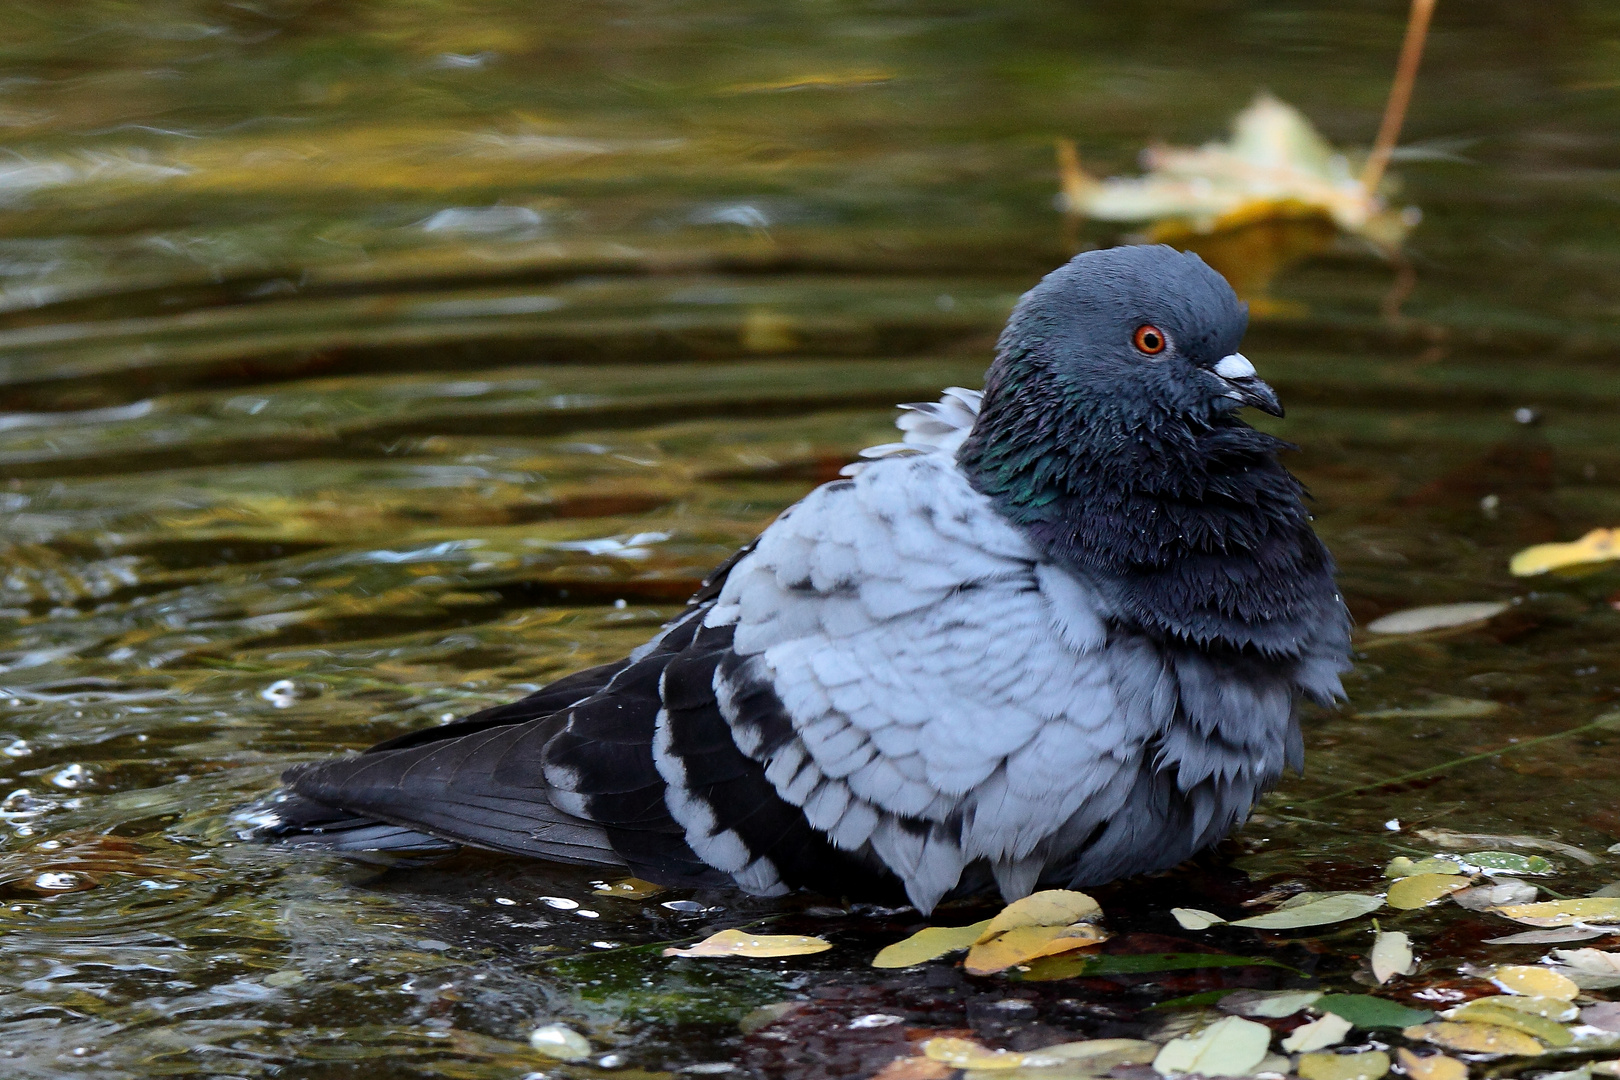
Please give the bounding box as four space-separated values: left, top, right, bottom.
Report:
1371 930 1416 984
1454 995 1576 1021
1387 874 1472 910
964 923 1108 975
1443 1004 1572 1046
1171 907 1226 930
1150 1015 1270 1077
1281 1012 1353 1053
1297 1050 1390 1080
663 928 831 958
1490 965 1578 1000
1229 892 1382 929
1401 1022 1546 1056
1021 1039 1159 1067
1365 603 1507 634
1492 898 1620 927
1397 1049 1467 1080
1511 528 1620 577
977 890 1102 941
923 1037 1025 1070
873 919 993 969
1551 948 1620 976
871 1057 954 1080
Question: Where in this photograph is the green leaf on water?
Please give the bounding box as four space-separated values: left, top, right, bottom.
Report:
1317 994 1435 1029
1459 851 1554 875
1012 951 1299 982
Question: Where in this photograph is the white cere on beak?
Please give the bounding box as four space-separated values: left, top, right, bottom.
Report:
1214 352 1256 380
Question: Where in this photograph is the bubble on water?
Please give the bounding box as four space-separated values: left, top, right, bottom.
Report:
50 764 89 789
541 896 579 910
260 680 299 708
496 897 518 906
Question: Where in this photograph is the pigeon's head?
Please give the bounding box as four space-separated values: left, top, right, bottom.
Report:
992 244 1279 422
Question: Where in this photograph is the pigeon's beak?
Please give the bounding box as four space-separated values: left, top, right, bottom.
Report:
1213 353 1284 418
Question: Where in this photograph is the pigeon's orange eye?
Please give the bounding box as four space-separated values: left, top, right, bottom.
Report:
1133 325 1167 355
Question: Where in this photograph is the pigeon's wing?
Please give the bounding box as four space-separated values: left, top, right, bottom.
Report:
657 452 1166 912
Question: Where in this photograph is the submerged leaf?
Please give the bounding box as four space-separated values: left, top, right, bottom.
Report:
1220 989 1324 1018
977 890 1101 941
873 919 992 969
1282 1012 1354 1053
1316 994 1434 1029
1402 1021 1546 1056
1151 1016 1271 1077
1171 907 1226 930
1511 528 1620 577
964 923 1107 975
1397 1049 1467 1080
1388 874 1471 910
1358 696 1501 720
1492 899 1620 927
1016 951 1293 983
922 1037 1026 1070
1020 1040 1160 1071
1229 892 1382 929
1461 996 1576 1021
1483 928 1607 945
593 877 664 899
1297 1050 1390 1080
663 929 832 958
1454 880 1539 912
1371 930 1416 984
1365 603 1507 635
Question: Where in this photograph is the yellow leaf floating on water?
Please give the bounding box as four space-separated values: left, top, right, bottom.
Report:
1387 874 1473 910
977 890 1102 941
1297 1050 1390 1080
1397 1049 1467 1080
1511 528 1620 577
1151 1015 1271 1077
922 1037 1027 1070
1493 899 1620 928
872 919 992 969
663 929 831 959
1490 965 1579 1000
963 922 1109 976
1402 1022 1546 1056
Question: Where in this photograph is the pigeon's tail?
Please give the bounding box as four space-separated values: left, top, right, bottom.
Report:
235 791 459 864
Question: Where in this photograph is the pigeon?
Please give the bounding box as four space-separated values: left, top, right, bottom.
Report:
244 244 1350 914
